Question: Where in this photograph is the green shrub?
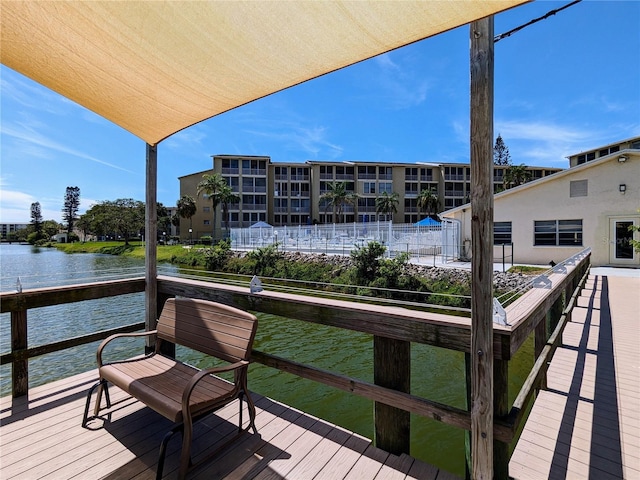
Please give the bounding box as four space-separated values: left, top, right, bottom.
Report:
170 249 207 267
246 244 282 276
204 239 232 271
350 241 386 283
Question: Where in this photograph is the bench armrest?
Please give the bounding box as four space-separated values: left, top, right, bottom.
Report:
97 330 158 367
182 360 250 417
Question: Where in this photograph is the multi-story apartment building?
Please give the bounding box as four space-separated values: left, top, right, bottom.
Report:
568 136 640 167
0 223 29 240
178 155 562 240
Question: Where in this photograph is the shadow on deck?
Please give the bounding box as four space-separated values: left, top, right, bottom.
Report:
1 370 454 480
509 274 640 479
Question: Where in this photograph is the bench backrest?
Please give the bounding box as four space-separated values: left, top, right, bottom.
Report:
157 298 258 363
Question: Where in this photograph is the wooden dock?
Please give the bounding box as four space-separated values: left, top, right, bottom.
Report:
2 269 638 480
0 370 456 479
509 273 640 479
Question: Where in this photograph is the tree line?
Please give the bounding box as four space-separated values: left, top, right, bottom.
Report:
16 186 174 245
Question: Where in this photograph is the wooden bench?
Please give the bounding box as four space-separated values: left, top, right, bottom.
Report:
82 298 259 479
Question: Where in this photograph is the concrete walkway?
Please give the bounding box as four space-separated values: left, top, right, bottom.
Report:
509 271 640 479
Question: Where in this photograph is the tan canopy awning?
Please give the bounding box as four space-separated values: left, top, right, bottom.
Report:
1 1 527 145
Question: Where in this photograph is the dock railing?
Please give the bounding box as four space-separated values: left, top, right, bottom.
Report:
0 248 591 478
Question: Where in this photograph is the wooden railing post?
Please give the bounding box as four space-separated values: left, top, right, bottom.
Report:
550 295 564 334
493 346 510 478
564 282 574 324
11 310 28 397
373 336 410 455
534 314 548 392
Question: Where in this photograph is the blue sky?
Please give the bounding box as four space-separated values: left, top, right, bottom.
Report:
1 1 638 224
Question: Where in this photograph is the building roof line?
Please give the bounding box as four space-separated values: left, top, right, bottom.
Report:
443 148 638 215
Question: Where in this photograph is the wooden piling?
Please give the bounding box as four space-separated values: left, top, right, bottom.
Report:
469 15 495 480
373 336 410 455
11 309 28 397
145 143 158 353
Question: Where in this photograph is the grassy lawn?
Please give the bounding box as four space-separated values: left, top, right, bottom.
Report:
507 265 549 275
55 241 206 263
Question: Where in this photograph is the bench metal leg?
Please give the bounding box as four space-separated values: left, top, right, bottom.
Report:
94 380 111 416
179 419 194 480
82 379 110 428
239 390 257 434
157 425 183 480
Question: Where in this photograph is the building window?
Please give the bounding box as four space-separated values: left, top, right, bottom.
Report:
363 182 376 194
379 182 393 194
494 222 512 245
569 180 588 197
534 219 582 246
202 206 210 213
203 220 210 225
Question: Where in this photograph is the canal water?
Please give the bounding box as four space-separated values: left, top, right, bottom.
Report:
0 244 534 476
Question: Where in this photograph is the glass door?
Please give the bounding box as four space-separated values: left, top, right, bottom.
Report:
609 218 638 265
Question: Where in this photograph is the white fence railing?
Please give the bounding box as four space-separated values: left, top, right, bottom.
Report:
230 220 460 263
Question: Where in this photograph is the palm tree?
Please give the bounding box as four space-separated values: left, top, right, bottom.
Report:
176 195 197 240
416 188 440 219
197 173 225 240
177 195 197 221
503 164 531 189
319 181 358 223
218 183 239 237
375 191 399 221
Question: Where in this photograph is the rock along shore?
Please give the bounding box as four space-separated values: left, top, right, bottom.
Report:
231 250 535 293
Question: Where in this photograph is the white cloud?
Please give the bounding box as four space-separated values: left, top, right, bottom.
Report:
163 126 208 150
372 53 430 110
245 124 343 159
495 120 594 166
0 187 99 223
1 122 138 174
0 189 37 223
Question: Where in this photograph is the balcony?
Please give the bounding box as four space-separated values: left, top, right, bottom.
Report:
240 186 267 193
444 174 466 181
444 190 466 197
242 204 268 211
335 174 354 180
241 169 267 176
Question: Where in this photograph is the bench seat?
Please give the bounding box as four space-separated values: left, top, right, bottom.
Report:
99 354 236 423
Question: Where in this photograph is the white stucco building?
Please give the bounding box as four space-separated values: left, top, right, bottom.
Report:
441 142 639 268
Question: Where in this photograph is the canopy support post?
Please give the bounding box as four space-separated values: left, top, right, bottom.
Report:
145 143 158 352
470 16 495 480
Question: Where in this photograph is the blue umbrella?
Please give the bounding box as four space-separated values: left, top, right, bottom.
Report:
414 217 441 227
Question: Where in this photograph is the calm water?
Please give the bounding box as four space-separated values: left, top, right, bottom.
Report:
0 244 534 476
